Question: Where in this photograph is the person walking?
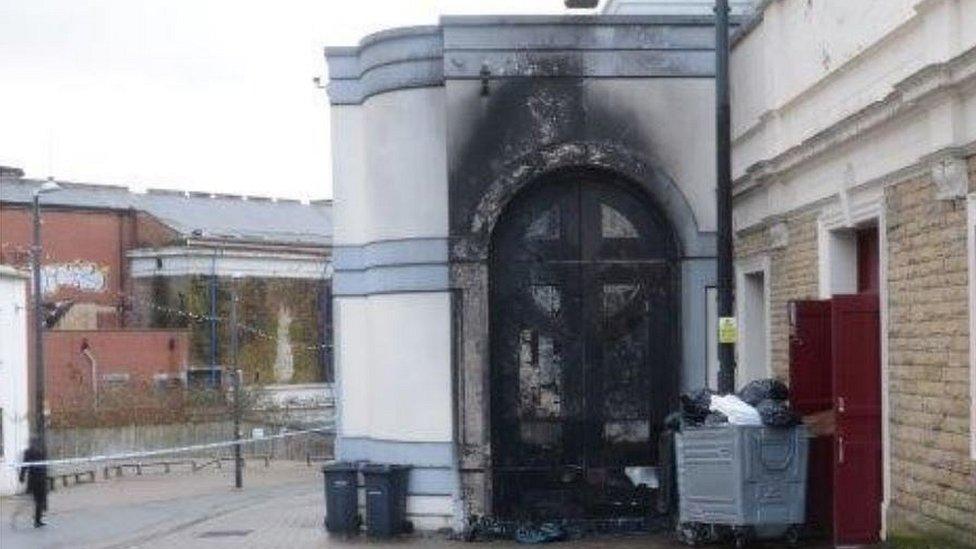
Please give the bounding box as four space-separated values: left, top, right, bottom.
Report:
19 438 48 528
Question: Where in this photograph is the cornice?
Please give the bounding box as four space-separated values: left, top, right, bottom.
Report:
734 46 976 197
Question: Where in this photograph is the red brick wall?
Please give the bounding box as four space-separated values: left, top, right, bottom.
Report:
0 205 177 326
44 330 190 412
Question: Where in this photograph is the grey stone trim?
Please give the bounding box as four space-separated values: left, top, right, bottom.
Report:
325 26 444 105
442 20 717 50
337 436 457 496
332 238 450 296
333 238 448 270
324 15 727 105
440 14 725 26
445 49 714 79
333 265 449 296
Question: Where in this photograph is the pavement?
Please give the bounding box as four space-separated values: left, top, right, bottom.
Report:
0 461 811 549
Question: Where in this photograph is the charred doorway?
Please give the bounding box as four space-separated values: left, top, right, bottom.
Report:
489 169 680 520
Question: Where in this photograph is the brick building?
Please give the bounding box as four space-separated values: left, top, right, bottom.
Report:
728 0 975 545
0 172 334 416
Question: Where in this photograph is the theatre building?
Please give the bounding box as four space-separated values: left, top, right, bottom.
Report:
325 12 732 530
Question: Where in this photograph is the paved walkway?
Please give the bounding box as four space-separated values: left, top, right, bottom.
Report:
0 462 683 549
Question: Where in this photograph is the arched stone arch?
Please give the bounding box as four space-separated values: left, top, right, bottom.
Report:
451 141 714 264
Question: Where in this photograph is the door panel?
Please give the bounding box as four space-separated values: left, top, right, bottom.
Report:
490 173 678 519
788 300 834 536
831 294 882 545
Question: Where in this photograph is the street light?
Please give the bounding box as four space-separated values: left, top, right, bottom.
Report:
32 176 62 452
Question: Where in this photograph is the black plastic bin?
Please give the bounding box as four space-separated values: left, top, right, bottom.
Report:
322 462 360 534
361 464 412 538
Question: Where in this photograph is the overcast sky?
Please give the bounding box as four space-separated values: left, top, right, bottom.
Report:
0 1 600 201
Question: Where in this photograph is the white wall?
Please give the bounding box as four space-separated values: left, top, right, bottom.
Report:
335 293 453 443
732 0 974 183
363 88 449 243
330 85 452 444
588 79 718 232
0 267 29 496
733 0 976 231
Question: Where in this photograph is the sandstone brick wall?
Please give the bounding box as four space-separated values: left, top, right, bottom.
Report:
735 210 820 381
885 172 975 545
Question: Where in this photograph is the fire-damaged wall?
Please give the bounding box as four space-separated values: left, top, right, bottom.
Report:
326 14 722 530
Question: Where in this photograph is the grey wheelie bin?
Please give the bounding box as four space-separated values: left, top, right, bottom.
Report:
361 463 412 538
675 424 809 548
322 462 360 535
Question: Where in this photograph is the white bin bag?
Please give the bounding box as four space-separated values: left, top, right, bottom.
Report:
709 394 762 426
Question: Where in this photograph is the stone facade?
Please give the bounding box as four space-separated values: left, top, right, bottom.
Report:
735 209 820 381
884 170 975 545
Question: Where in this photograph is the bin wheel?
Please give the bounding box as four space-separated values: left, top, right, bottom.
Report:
784 525 801 547
732 527 750 549
676 523 702 546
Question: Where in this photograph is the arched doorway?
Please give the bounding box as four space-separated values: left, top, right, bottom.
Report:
489 169 680 519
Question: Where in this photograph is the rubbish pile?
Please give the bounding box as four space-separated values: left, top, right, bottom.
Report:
677 378 801 429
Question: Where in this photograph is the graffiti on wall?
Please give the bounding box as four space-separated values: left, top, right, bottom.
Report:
41 262 108 295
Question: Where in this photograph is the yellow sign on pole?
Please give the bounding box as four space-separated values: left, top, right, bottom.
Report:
718 317 738 344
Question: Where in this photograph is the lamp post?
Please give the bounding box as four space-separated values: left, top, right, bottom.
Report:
714 0 736 394
229 273 242 488
31 177 62 452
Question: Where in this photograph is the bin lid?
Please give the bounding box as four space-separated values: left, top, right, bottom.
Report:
322 461 359 472
360 463 412 474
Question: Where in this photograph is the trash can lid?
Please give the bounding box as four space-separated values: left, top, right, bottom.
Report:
322 461 360 472
360 463 412 474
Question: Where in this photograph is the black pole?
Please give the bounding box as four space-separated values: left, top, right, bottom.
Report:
230 279 242 488
209 253 218 388
715 0 736 394
31 193 47 453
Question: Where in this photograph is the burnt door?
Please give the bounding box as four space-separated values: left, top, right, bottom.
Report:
490 172 678 519
831 294 882 545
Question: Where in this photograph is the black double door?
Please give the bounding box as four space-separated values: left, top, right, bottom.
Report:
490 173 678 519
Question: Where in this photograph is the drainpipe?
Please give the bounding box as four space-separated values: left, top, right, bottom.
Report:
715 0 737 394
82 344 98 408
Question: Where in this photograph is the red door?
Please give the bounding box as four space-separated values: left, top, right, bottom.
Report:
788 300 834 535
831 294 882 545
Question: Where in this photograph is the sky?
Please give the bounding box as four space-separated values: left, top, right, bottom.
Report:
0 0 602 201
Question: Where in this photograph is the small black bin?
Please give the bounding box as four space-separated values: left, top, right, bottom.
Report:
361 464 411 538
322 462 360 534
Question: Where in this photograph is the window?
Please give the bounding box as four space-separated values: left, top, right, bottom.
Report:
736 257 771 388
740 271 769 386
968 194 976 459
101 373 130 389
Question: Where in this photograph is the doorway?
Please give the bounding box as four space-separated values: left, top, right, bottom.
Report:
489 170 679 519
791 223 882 545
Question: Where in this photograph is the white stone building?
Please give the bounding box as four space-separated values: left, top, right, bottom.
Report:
326 11 727 530
0 266 29 496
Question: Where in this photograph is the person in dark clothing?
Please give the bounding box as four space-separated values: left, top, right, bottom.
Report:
19 438 48 527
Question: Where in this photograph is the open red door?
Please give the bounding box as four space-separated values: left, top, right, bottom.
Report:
831 294 882 545
788 300 833 536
